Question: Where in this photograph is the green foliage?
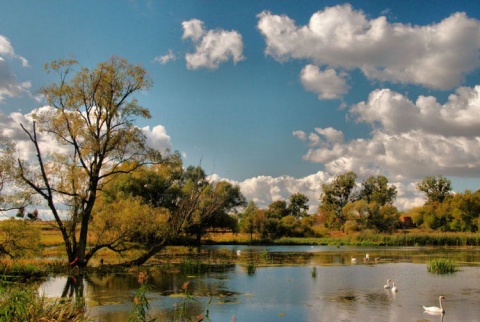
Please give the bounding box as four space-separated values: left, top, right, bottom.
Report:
427 258 456 274
405 190 480 232
417 175 452 204
266 200 288 219
288 193 309 218
128 271 154 322
0 219 40 259
246 262 256 275
16 57 158 268
0 283 86 322
319 171 357 227
357 175 397 205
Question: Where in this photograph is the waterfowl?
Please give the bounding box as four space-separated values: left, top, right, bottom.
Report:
384 279 392 289
423 296 445 314
391 282 398 292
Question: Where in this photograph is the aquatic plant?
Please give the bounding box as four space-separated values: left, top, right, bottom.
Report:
427 258 456 274
247 262 256 275
0 282 86 321
311 266 317 278
128 271 154 322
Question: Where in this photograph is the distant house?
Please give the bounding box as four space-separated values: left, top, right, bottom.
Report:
399 215 415 228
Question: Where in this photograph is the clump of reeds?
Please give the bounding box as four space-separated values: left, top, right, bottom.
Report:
311 267 317 278
247 262 256 275
0 283 86 321
427 258 457 274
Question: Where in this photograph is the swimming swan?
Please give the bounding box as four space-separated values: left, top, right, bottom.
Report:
391 282 398 292
423 296 445 314
384 279 392 289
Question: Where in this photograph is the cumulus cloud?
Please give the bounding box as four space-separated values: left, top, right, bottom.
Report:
257 4 480 90
234 171 329 212
0 35 31 103
351 86 480 137
153 49 176 65
0 108 68 161
0 35 28 67
300 65 349 99
182 19 245 70
296 85 480 184
215 170 418 212
141 124 172 152
1 108 173 163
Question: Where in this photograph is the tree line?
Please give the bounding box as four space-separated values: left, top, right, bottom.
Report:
0 57 479 268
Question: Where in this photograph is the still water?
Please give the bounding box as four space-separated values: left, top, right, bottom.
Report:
40 246 480 321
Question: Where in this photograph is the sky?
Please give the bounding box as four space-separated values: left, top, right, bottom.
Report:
1 0 480 213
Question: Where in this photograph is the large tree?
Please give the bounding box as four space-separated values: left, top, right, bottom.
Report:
417 175 452 204
287 193 309 218
17 57 160 268
357 175 397 206
319 171 357 226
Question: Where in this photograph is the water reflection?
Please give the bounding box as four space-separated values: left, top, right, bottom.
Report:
39 246 480 321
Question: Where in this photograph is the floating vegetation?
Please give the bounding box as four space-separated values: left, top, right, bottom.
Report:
311 266 317 278
246 262 256 275
427 258 457 274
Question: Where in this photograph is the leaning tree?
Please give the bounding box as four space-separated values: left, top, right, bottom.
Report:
17 57 161 268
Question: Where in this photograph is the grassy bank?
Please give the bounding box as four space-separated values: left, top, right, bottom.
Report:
204 231 480 247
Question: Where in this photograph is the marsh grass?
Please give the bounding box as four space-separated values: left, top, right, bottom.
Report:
427 258 457 274
0 282 87 321
246 262 256 275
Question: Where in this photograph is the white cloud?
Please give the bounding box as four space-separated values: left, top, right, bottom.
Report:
350 86 480 137
0 35 28 67
216 170 422 212
1 108 173 163
182 19 206 42
292 130 307 141
141 125 172 152
300 65 349 99
257 5 480 89
153 49 176 65
296 85 480 184
0 58 31 103
0 108 68 161
235 171 329 212
0 35 31 103
182 19 245 70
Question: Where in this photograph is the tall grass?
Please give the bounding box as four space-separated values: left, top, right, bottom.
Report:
0 282 86 321
427 258 457 274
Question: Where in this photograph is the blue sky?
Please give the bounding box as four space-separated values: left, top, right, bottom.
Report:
1 0 480 212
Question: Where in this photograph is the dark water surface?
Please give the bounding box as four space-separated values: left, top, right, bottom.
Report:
40 246 480 321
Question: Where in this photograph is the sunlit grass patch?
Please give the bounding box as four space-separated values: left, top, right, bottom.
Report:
427 258 457 274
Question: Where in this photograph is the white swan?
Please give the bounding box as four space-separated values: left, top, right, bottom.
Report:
383 279 392 289
423 296 445 314
391 282 398 292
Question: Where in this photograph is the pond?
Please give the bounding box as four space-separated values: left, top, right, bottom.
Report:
39 246 480 321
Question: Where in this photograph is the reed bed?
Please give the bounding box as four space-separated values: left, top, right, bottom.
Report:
249 232 480 247
427 258 457 274
0 281 87 321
